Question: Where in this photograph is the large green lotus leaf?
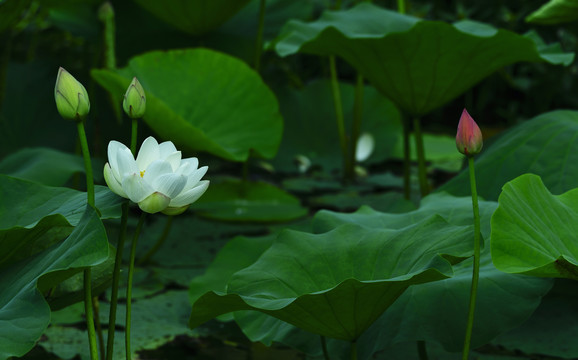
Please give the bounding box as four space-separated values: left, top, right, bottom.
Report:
526 0 578 24
491 174 578 278
0 206 108 360
189 178 307 222
0 148 85 186
132 0 250 35
357 246 553 356
189 217 474 341
438 110 578 201
272 2 573 116
313 192 496 240
92 48 283 162
271 80 401 173
0 175 122 268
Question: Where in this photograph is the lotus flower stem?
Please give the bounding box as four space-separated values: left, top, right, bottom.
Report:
328 55 349 180
130 118 138 154
397 0 406 13
347 73 364 180
402 118 411 199
77 121 96 207
105 202 129 360
413 117 429 197
462 156 481 359
125 211 147 360
92 296 105 359
138 215 174 265
254 0 266 72
320 335 331 360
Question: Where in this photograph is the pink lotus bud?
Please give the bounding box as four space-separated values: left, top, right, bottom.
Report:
456 109 483 156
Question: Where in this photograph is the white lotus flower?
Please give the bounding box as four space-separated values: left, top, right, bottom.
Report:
104 136 209 215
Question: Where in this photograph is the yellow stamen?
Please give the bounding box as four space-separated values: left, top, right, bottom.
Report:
140 170 145 177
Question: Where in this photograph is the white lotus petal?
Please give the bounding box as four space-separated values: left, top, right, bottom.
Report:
176 158 198 176
136 136 159 170
164 151 182 171
138 192 171 214
143 159 173 184
355 132 375 162
116 147 139 178
104 163 127 198
122 173 154 203
108 140 129 181
159 141 177 158
152 173 187 198
183 166 208 191
169 180 209 207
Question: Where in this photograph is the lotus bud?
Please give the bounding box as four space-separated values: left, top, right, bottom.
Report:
456 108 483 157
54 67 90 121
123 77 146 118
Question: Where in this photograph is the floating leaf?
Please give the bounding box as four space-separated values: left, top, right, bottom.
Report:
189 217 474 341
92 48 283 162
526 0 578 25
273 2 573 115
0 206 108 360
132 0 250 35
438 110 578 201
0 175 122 268
190 178 307 222
491 174 578 278
0 147 85 186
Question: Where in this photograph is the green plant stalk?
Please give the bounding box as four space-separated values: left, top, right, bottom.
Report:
99 2 122 124
402 117 411 199
397 0 406 13
137 215 174 265
0 31 13 112
93 296 105 360
462 156 481 360
413 117 429 197
328 55 349 180
348 73 364 180
84 269 99 360
351 341 357 360
254 0 266 72
130 118 138 154
76 119 98 360
417 340 429 360
321 336 330 360
105 201 129 360
77 120 96 207
125 212 147 360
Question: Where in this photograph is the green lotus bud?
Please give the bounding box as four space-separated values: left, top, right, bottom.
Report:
123 77 146 118
54 67 90 121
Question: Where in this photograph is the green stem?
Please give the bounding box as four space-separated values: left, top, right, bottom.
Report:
137 215 174 265
462 156 481 360
77 120 95 208
125 212 147 360
105 202 129 360
93 297 105 360
413 117 429 197
0 31 13 112
84 269 99 360
99 2 116 70
254 0 266 72
348 73 364 180
351 341 357 360
402 117 410 200
130 118 138 154
397 0 406 13
328 55 349 180
417 340 429 360
321 336 331 360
